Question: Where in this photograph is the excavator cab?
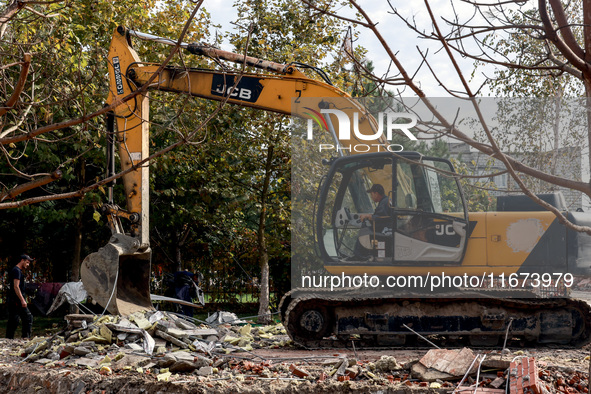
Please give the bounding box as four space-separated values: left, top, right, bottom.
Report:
316 152 469 269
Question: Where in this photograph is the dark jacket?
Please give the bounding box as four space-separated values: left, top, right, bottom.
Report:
372 195 391 232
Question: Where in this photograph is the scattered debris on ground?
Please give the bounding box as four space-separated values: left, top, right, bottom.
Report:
0 311 588 393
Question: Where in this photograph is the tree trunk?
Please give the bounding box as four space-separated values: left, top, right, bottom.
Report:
71 215 82 282
550 83 562 176
69 215 82 314
70 157 86 314
257 143 274 324
583 0 591 181
584 81 591 187
175 225 190 272
175 242 182 272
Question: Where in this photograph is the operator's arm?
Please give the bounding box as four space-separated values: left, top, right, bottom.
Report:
13 279 26 308
360 198 389 221
359 213 373 221
359 212 383 221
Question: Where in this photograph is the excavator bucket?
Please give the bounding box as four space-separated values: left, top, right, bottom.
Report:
81 233 153 315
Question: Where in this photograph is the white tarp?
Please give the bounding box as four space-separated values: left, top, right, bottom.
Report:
46 281 88 315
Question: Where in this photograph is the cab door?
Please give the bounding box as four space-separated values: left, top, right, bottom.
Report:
391 158 468 264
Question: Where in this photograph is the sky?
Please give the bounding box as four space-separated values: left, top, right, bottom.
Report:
199 0 489 97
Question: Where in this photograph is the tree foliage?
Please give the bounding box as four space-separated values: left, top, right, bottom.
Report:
0 0 361 317
0 0 215 281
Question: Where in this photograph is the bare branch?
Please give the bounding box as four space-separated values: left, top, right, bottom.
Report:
0 0 63 38
0 53 31 117
539 0 588 71
0 169 61 202
299 0 372 28
548 0 585 58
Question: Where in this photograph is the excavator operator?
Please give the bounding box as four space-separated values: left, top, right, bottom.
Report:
349 184 390 260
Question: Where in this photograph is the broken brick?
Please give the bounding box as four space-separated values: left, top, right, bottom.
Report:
345 367 359 379
509 357 542 394
490 377 506 389
289 364 309 378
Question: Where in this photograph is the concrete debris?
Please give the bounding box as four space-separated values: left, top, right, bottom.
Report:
71 357 99 368
15 311 290 377
106 321 155 354
482 355 514 370
124 343 143 352
331 357 348 377
169 359 199 373
8 315 589 393
490 376 505 389
73 346 91 356
455 388 505 393
170 351 199 365
155 329 188 349
412 347 477 381
205 311 245 325
112 353 151 370
197 366 213 376
373 355 403 372
185 328 217 336
166 327 189 339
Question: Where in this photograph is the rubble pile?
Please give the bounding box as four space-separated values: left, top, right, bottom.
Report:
17 311 290 374
1 313 588 393
538 361 590 393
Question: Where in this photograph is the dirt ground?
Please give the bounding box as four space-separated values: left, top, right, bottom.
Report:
0 291 589 393
0 336 588 394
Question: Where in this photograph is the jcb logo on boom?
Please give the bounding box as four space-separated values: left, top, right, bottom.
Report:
213 85 253 100
304 108 418 141
210 74 263 103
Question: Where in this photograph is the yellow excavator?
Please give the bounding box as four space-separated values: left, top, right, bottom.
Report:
81 26 591 346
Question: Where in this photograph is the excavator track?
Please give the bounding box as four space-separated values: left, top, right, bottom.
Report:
279 288 591 348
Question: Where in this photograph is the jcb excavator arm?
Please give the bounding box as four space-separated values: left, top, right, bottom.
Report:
81 26 386 315
109 26 387 245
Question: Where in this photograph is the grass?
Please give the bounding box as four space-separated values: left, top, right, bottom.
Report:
0 317 65 338
0 310 281 339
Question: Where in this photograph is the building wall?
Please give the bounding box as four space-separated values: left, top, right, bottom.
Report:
448 143 583 211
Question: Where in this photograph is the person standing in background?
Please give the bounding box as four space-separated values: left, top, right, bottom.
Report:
6 254 34 339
